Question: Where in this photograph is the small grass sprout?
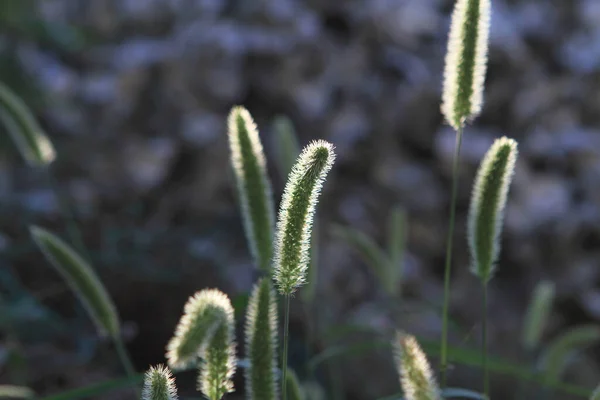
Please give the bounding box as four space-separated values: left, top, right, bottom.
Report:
228 106 275 272
245 278 278 400
468 137 518 283
142 365 179 400
0 81 55 167
441 0 491 129
393 331 441 400
273 139 335 295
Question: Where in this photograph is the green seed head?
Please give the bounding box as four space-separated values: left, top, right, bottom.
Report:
393 332 441 400
166 289 235 372
441 0 491 130
198 319 237 400
245 279 278 400
273 140 335 295
522 280 555 351
228 106 275 271
0 82 55 166
30 226 120 338
468 137 518 284
142 365 179 400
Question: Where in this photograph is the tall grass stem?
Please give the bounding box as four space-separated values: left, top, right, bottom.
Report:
482 284 489 397
440 126 463 386
281 295 291 400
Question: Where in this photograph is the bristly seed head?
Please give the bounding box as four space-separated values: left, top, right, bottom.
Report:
166 289 235 371
273 140 335 295
393 332 441 400
467 136 518 284
227 106 275 272
142 364 179 400
245 278 278 400
441 0 491 130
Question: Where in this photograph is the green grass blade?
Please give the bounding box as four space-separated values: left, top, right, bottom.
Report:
441 388 488 399
539 324 600 382
387 205 407 296
331 224 394 295
0 81 55 166
30 225 120 338
272 115 300 182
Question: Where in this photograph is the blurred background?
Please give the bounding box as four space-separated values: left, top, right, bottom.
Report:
1 0 600 399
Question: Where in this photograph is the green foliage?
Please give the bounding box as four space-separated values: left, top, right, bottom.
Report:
467 137 518 284
521 281 555 352
539 325 600 382
273 140 335 295
30 225 120 338
285 369 305 400
0 81 55 166
245 279 278 400
332 204 406 297
142 365 178 400
442 0 491 129
228 106 275 272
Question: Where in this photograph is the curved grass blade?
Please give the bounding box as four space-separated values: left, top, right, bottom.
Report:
228 106 275 272
0 81 55 166
331 224 393 295
30 225 120 338
245 279 278 400
539 324 600 382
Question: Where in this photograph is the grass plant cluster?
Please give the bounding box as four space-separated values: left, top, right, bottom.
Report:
1 1 600 399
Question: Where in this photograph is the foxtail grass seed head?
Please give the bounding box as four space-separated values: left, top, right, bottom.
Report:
166 289 235 371
142 365 179 400
30 226 120 338
441 0 491 129
245 279 278 400
393 332 441 400
273 140 335 295
0 82 55 166
198 320 237 400
522 280 555 351
228 106 275 271
467 137 518 284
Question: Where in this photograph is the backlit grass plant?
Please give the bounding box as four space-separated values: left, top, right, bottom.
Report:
7 0 600 398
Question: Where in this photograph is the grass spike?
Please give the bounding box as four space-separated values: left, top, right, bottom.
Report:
245 278 278 400
393 332 441 400
198 319 237 400
166 289 235 372
273 140 335 295
227 106 275 272
468 137 518 283
521 280 555 352
142 365 178 400
0 81 55 166
30 225 119 338
441 0 491 129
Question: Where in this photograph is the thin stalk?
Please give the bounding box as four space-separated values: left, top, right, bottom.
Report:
114 337 139 397
482 284 489 397
281 295 291 400
440 126 464 386
44 167 90 262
